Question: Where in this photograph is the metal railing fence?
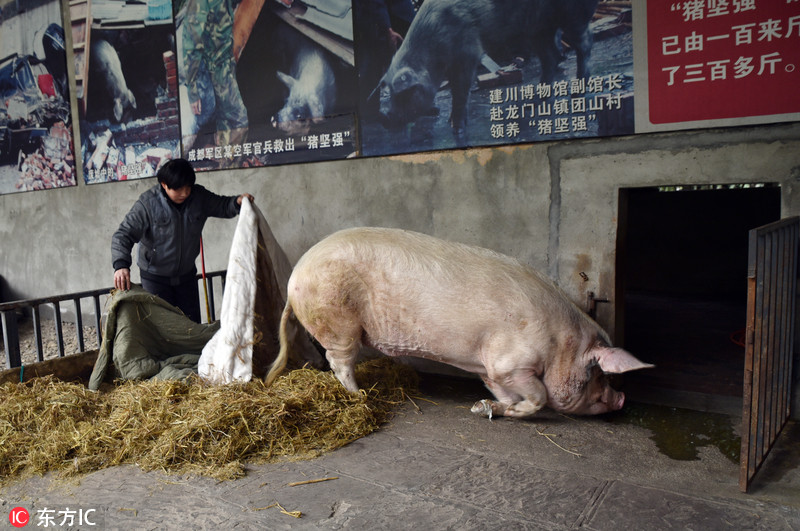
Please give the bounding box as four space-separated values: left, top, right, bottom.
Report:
1 271 227 370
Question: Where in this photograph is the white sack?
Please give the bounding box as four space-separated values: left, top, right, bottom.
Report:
198 198 324 384
199 198 258 384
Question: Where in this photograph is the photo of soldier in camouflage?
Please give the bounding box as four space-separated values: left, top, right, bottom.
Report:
180 0 249 152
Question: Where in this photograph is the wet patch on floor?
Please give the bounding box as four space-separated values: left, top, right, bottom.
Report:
606 402 741 463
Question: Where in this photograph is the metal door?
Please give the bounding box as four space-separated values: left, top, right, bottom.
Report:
739 217 798 492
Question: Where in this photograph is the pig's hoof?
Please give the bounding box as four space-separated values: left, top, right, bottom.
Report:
471 399 494 419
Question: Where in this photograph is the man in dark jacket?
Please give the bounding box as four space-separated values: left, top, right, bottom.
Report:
111 158 253 322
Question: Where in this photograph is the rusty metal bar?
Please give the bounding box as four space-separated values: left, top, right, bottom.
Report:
740 273 756 491
2 311 21 369
53 301 64 358
740 217 798 493
764 232 776 446
200 270 226 323
785 221 798 410
780 224 798 419
777 230 789 428
777 227 788 428
208 280 217 322
32 306 43 362
93 294 103 346
74 298 85 353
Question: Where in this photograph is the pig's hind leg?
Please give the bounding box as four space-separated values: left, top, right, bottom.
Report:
324 338 361 393
306 313 362 393
298 280 363 393
471 371 548 419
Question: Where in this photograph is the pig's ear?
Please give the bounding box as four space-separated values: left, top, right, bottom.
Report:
277 71 296 90
591 346 654 374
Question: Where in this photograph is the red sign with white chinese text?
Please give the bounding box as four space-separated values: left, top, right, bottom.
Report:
647 0 800 124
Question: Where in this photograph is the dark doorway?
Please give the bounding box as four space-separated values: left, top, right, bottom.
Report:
617 184 781 413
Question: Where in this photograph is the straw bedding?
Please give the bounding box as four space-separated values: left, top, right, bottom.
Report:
0 358 417 485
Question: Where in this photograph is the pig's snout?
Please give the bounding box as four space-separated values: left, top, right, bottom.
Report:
601 385 625 411
610 390 625 411
587 388 624 415
272 112 313 136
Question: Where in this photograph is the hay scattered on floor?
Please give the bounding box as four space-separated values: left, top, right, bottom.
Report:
0 358 418 485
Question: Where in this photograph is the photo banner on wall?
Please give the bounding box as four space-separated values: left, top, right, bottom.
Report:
177 0 358 171
7 0 793 186
0 0 77 195
73 0 181 184
354 0 636 157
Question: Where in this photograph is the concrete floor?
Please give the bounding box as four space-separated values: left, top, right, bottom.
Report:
1 372 798 530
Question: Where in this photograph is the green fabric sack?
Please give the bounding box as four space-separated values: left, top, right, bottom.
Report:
88 286 219 390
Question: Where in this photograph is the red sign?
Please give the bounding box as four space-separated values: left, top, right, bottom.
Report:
647 0 800 124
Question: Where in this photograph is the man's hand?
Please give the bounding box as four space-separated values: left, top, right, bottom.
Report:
387 27 404 51
237 193 254 205
114 268 131 291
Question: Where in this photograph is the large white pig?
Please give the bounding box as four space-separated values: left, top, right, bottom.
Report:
267 227 652 418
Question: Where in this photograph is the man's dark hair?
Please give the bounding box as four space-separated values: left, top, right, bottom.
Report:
157 158 196 189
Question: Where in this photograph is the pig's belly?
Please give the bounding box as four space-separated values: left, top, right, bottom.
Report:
364 335 488 375
359 303 490 375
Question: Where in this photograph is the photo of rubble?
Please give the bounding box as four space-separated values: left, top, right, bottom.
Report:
0 0 77 195
74 0 181 184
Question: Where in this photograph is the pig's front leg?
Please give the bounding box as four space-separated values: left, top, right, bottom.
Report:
471 371 548 419
447 59 478 145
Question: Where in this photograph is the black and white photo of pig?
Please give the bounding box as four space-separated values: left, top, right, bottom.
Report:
233 9 358 166
271 45 337 136
377 0 597 144
86 27 175 126
88 39 137 123
355 0 633 156
79 22 180 183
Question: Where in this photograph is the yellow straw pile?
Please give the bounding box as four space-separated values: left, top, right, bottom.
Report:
0 358 417 484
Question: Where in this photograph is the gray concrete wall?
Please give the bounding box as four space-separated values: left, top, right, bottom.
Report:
1 123 799 316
